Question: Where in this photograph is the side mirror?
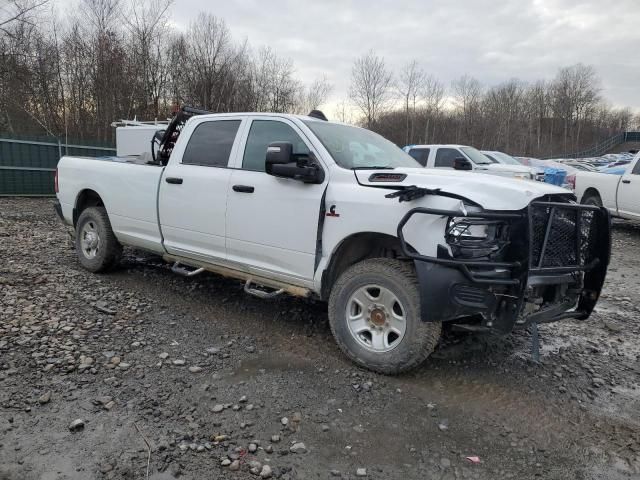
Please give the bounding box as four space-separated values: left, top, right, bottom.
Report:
453 157 473 171
153 129 166 142
265 142 324 184
265 141 293 167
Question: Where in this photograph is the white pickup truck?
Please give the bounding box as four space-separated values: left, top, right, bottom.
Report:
54 108 611 373
406 144 536 180
575 153 640 220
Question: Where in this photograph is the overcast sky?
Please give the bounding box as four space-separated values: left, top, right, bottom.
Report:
169 0 639 112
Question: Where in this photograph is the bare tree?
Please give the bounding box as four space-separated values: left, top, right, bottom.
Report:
0 4 631 157
550 64 601 152
297 75 333 114
349 50 393 128
421 74 444 143
396 60 425 144
0 0 48 37
451 74 483 144
123 0 173 118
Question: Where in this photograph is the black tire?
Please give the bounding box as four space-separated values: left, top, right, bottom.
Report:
74 207 122 273
328 258 441 374
582 193 602 207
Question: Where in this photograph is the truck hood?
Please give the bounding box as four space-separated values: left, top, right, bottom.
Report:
356 168 571 210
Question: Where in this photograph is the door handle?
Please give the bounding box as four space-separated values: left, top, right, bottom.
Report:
622 179 631 184
165 177 183 184
232 185 254 193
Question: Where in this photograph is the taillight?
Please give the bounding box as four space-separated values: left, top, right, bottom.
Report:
566 173 576 190
54 168 59 193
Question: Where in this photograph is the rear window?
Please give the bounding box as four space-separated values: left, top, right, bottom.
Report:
182 120 241 167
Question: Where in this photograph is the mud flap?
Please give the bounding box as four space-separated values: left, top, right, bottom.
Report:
414 261 496 323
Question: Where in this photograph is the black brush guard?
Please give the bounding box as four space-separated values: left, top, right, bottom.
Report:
396 201 611 331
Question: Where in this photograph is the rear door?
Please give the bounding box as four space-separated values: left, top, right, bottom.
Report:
158 116 245 261
225 117 327 284
616 158 640 218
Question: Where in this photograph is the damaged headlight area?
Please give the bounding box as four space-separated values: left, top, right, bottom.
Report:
445 217 510 259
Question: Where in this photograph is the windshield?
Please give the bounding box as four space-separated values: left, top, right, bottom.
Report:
493 152 522 165
461 146 493 165
303 121 420 169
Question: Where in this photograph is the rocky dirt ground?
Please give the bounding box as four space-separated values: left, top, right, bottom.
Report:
0 198 639 480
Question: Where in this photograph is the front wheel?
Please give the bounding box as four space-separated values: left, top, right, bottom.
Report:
328 258 441 374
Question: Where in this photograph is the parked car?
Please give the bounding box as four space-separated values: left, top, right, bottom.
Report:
481 150 543 181
516 157 578 189
54 107 611 374
559 161 599 172
598 160 630 171
406 145 535 179
574 153 640 220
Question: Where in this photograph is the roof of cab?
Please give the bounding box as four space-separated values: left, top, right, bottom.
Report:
408 144 471 149
188 112 331 123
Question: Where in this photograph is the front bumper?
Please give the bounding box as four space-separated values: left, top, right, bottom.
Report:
398 200 611 333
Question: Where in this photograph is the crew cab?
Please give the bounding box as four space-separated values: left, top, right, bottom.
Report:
406 144 536 180
575 153 640 220
54 108 611 374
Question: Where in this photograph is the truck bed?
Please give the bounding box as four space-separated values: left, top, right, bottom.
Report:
56 155 165 253
77 154 160 166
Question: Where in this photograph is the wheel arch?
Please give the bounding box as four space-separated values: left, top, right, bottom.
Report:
581 187 602 204
73 189 106 227
320 231 417 300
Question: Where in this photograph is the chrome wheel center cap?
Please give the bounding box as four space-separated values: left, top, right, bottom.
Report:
86 232 98 248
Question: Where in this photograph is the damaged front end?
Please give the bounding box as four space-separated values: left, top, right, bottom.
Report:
397 195 611 333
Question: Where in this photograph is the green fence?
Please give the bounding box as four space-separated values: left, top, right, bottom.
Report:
0 136 116 196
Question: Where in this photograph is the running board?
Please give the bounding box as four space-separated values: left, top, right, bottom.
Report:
162 254 311 298
244 279 284 299
171 262 205 277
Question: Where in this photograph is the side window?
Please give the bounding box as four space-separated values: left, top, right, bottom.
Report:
632 160 640 175
182 120 241 167
434 148 461 168
242 120 310 172
408 148 430 166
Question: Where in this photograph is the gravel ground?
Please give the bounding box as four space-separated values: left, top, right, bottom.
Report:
1 197 639 480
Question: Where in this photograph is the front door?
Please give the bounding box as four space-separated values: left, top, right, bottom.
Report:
225 118 327 283
617 159 640 219
158 117 244 261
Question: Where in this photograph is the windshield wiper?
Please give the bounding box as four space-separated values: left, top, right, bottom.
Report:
351 166 395 170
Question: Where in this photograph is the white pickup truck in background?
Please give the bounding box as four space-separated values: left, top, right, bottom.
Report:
54 107 611 374
575 153 640 220
406 144 537 180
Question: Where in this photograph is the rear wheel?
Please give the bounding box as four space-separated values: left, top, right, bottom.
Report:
75 207 122 272
582 193 602 207
328 258 441 374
